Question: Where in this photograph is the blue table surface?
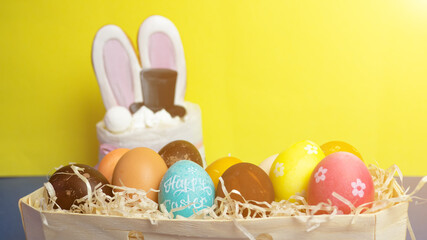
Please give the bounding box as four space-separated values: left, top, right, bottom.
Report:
1 176 426 239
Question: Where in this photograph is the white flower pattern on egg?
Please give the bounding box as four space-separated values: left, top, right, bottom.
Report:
274 162 284 177
304 144 318 155
351 178 366 198
314 166 327 183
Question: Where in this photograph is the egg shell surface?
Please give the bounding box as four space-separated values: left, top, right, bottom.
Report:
259 153 279 174
216 162 275 217
112 147 168 203
320 140 363 161
205 156 242 189
269 140 325 201
159 160 215 218
48 164 112 210
159 140 203 168
98 148 130 183
307 152 374 214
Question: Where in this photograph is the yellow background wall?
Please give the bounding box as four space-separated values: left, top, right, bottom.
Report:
1 0 427 176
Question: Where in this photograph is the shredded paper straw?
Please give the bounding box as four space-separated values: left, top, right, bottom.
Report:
32 164 426 238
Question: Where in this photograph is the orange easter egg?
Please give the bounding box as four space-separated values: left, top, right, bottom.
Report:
205 156 242 189
320 141 363 161
98 148 130 183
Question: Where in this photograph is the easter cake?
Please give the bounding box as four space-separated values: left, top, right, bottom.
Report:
92 15 205 166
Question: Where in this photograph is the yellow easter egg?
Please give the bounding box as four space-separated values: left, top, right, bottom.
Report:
206 156 242 189
269 140 325 201
320 140 363 161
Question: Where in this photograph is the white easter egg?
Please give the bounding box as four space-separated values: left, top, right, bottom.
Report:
259 153 279 174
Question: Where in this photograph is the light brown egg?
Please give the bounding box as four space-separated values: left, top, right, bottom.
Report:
112 147 168 202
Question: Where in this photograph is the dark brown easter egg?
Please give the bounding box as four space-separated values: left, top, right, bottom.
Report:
48 164 112 210
159 140 203 168
216 162 275 217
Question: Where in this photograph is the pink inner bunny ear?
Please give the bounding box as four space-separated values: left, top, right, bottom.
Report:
103 39 135 108
149 32 176 70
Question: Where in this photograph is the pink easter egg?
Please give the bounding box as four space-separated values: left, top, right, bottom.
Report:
307 152 374 214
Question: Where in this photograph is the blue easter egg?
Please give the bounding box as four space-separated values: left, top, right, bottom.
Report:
159 160 215 218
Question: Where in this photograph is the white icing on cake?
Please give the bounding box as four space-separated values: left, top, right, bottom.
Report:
97 102 204 166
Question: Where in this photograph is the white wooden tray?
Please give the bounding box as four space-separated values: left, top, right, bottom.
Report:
19 187 408 240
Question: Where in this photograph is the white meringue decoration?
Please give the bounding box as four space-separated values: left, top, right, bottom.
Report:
104 106 132 133
133 106 181 129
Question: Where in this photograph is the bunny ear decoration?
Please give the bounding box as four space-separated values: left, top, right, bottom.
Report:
138 15 187 105
92 25 142 110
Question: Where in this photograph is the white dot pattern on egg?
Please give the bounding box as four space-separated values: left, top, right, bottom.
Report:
269 140 325 201
273 162 285 177
314 167 327 183
351 178 366 198
304 144 319 155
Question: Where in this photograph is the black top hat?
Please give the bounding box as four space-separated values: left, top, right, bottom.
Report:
129 68 186 117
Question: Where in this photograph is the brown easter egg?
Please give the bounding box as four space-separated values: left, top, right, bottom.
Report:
159 140 203 168
216 162 275 217
48 164 112 210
